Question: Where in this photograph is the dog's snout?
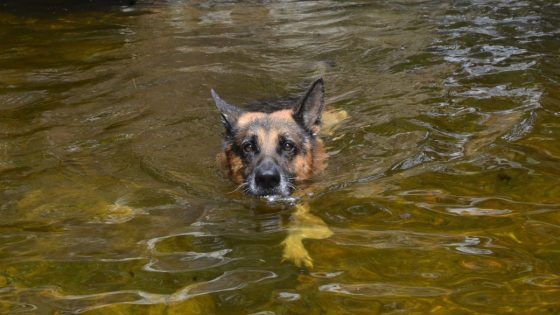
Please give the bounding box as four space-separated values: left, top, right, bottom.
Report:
255 162 281 190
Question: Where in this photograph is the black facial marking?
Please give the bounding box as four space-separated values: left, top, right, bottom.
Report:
277 135 298 160
241 135 258 158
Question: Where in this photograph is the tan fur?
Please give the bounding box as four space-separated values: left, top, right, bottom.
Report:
222 145 244 184
237 112 266 127
293 142 313 181
312 138 327 175
269 109 293 120
292 139 327 181
261 128 279 155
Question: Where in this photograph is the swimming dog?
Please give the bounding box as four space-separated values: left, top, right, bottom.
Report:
212 78 328 197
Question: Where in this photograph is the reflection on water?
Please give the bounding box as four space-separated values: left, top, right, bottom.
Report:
1 0 560 314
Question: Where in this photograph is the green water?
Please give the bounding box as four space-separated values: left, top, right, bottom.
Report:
1 1 560 314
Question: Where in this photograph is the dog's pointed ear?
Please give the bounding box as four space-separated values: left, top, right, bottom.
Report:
293 78 325 135
211 89 243 135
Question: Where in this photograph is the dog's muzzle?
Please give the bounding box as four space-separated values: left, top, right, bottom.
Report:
249 160 291 196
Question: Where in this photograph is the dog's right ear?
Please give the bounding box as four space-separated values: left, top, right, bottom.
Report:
211 89 243 135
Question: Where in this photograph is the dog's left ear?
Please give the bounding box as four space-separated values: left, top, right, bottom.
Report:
293 78 325 135
211 89 243 136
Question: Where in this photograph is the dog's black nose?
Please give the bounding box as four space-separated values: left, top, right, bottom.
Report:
255 163 281 190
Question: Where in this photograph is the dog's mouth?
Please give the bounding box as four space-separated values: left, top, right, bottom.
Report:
249 187 292 197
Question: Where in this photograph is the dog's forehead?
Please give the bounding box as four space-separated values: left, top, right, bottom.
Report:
236 110 300 137
237 109 293 126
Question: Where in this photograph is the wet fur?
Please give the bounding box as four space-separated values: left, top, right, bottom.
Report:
213 79 328 196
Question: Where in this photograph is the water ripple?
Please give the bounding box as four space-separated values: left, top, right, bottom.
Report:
319 282 450 298
447 207 512 216
46 270 277 313
143 249 234 273
331 228 495 255
522 274 560 288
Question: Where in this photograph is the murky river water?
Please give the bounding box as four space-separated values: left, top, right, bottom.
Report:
1 0 560 314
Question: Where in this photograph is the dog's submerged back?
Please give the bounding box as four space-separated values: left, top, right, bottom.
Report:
212 79 327 196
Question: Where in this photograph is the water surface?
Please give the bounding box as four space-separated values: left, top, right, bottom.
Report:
1 0 560 314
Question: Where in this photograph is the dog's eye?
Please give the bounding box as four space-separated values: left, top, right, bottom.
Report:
282 141 295 152
242 142 255 153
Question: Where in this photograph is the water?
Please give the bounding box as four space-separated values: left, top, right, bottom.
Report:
1 0 559 314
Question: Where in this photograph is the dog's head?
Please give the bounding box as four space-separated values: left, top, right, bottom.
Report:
212 79 327 197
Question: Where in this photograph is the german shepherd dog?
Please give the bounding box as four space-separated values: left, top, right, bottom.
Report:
212 78 327 197
211 78 335 268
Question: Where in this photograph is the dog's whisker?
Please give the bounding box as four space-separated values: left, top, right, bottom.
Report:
226 182 248 194
286 177 298 191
